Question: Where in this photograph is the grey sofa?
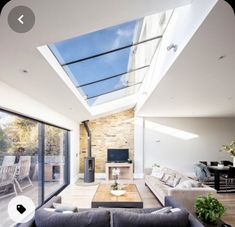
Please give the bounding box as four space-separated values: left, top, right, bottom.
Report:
18 195 204 227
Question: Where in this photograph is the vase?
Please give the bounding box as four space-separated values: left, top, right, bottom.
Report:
233 156 235 167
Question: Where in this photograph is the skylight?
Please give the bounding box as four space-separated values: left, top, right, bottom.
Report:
48 11 172 106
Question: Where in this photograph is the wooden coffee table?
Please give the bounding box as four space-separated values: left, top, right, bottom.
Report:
91 184 143 208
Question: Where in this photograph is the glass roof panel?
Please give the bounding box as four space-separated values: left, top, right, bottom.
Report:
49 20 139 65
79 66 147 99
87 83 141 106
63 47 130 87
48 10 173 107
63 38 160 87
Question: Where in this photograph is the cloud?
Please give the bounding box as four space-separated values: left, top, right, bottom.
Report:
111 28 134 49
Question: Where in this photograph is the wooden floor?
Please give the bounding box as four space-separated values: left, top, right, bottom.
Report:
215 193 235 226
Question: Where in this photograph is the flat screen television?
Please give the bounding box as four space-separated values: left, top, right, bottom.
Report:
107 149 129 163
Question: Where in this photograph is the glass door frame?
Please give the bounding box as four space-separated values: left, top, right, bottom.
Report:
0 108 70 207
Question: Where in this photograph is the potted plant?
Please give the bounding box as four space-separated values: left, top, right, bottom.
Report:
220 138 235 166
111 168 120 190
195 194 225 224
110 168 126 196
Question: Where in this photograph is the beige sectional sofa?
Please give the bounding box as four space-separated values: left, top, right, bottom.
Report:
144 167 216 213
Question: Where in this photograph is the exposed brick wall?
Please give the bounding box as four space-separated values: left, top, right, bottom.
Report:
80 108 134 173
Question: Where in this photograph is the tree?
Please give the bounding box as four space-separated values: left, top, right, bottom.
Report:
0 126 9 153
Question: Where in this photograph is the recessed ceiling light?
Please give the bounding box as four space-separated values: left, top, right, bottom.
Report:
22 69 28 73
227 97 232 100
218 55 226 60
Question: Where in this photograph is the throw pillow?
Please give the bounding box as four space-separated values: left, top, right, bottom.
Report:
151 166 162 177
152 171 165 180
170 208 181 213
173 176 181 187
165 175 175 187
112 209 189 227
44 208 55 212
175 179 202 189
161 173 174 183
53 202 78 212
151 206 172 214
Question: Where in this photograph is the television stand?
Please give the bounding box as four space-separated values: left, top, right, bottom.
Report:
105 162 133 181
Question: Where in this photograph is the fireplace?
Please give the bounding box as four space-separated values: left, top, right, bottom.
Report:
82 121 95 183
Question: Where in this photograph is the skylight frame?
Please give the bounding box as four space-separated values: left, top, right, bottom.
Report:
47 10 172 108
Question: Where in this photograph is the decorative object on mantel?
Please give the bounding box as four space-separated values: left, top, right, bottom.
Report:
220 138 235 166
195 193 226 225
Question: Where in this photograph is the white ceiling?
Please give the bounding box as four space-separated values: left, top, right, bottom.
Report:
0 0 191 122
137 0 235 117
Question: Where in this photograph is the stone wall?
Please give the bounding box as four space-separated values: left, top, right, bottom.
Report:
80 108 134 173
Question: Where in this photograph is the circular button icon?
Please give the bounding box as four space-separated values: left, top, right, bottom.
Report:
8 6 35 33
8 195 35 223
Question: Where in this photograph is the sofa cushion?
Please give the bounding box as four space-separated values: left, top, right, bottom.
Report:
151 166 165 180
112 209 189 227
35 209 110 227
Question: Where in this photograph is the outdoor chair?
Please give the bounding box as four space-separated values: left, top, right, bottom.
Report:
0 164 17 199
2 156 16 166
15 157 33 192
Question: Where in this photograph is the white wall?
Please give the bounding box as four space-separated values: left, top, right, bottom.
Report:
136 0 218 112
134 117 144 178
144 117 235 175
0 81 80 183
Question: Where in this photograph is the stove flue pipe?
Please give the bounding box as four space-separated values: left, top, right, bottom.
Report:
82 120 91 158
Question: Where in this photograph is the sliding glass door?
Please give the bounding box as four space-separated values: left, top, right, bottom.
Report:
44 124 68 199
0 109 69 226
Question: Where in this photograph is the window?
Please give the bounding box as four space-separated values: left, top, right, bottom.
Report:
0 110 69 225
48 11 172 107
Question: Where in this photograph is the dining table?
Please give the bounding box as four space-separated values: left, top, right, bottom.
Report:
207 165 230 191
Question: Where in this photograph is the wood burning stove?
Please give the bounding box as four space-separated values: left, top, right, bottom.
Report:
82 121 95 183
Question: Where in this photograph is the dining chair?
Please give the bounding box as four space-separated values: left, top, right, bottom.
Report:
0 164 17 199
210 161 219 166
221 167 235 192
15 156 33 192
199 161 208 166
221 160 233 166
2 156 16 166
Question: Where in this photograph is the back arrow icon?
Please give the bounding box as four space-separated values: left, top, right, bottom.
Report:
18 15 24 24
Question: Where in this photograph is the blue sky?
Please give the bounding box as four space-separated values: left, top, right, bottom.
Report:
49 20 139 104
